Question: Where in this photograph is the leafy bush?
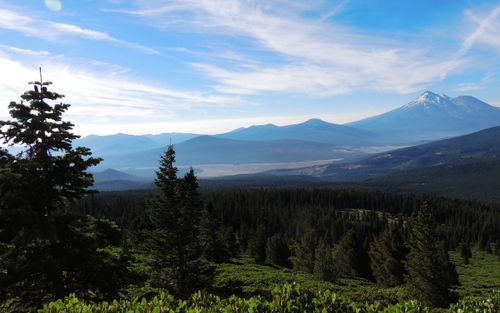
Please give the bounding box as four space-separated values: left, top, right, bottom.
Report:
37 284 498 313
449 290 500 313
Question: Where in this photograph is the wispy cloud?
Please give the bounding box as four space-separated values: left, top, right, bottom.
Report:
455 72 494 92
0 7 159 54
0 46 241 135
458 6 500 56
116 0 469 95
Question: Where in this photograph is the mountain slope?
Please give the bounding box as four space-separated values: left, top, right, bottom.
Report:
348 91 500 144
319 126 500 181
217 118 377 146
364 157 500 201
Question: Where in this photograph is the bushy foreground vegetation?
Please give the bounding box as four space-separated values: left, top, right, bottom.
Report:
39 284 499 313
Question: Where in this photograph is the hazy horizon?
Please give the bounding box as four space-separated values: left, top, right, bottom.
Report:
1 0 499 136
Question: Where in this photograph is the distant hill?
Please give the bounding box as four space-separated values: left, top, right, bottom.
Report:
263 126 500 201
364 158 500 201
92 168 152 191
75 132 199 157
348 91 500 144
96 135 365 174
319 126 500 181
217 118 377 146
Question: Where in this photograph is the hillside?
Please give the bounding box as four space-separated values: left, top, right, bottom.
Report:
319 126 500 181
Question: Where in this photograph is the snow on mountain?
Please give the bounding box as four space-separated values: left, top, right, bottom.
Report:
348 91 500 144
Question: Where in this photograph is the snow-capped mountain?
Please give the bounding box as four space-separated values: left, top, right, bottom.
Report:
348 91 500 144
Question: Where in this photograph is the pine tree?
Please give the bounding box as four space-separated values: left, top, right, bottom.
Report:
369 224 408 287
145 148 212 296
459 242 472 265
265 234 292 268
0 74 128 310
200 201 231 263
313 239 336 282
291 231 317 273
332 230 360 277
249 224 267 263
0 72 100 216
405 202 459 307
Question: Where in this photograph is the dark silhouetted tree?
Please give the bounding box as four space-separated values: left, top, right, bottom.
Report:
313 239 337 282
459 242 472 265
405 203 459 307
292 231 317 273
265 234 292 268
0 74 128 310
333 230 360 277
369 224 408 287
145 148 212 296
200 201 231 263
249 224 267 263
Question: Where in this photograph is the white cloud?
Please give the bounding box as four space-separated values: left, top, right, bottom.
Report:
0 46 241 136
0 7 159 54
119 0 469 96
459 6 500 56
455 72 494 92
0 44 51 56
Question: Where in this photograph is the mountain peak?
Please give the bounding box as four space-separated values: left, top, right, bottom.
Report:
404 90 451 108
302 118 330 126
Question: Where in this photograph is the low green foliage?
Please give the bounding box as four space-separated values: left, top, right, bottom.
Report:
38 284 426 313
449 290 500 313
38 284 499 313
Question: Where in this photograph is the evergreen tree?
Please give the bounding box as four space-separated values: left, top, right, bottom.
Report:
332 230 360 277
200 201 231 263
0 74 128 310
291 231 317 273
459 242 472 265
405 203 459 307
145 148 212 296
249 224 267 263
265 234 292 268
494 241 500 260
313 239 336 282
0 73 100 216
369 224 408 287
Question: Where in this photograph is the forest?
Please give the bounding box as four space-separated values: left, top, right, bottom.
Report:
1 81 500 313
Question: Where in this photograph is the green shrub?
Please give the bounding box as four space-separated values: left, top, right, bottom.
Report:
37 284 498 313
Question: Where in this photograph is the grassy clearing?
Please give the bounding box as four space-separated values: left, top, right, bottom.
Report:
214 250 500 303
450 247 500 297
213 255 405 304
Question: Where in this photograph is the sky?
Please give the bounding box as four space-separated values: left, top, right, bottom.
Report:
0 0 499 136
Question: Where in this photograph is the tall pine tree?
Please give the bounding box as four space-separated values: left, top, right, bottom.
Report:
0 73 127 310
405 202 459 307
313 238 337 282
145 147 212 296
369 223 408 287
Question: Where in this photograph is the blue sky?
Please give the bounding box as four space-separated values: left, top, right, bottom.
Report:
0 0 499 135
